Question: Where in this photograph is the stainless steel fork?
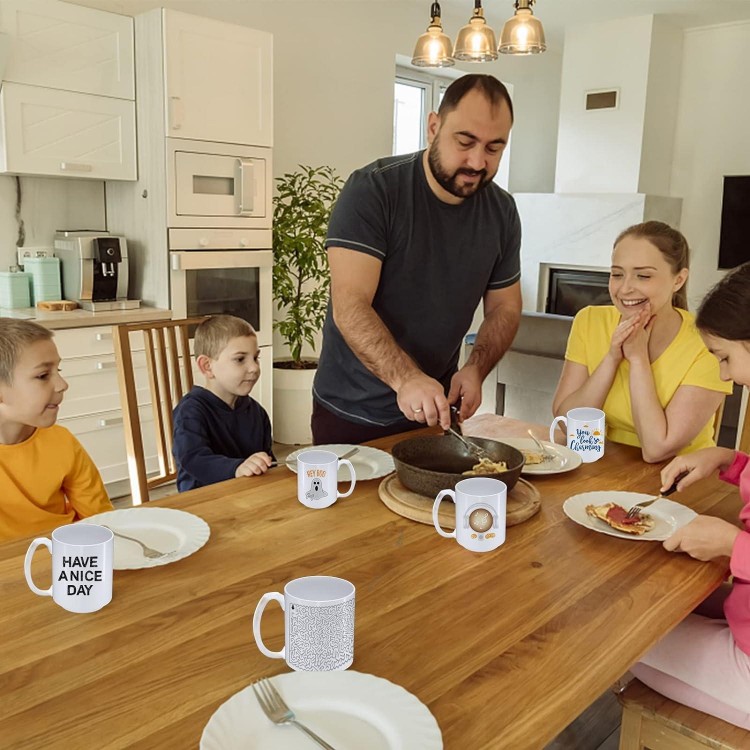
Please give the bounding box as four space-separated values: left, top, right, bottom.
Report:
100 525 171 559
625 472 687 518
252 678 338 749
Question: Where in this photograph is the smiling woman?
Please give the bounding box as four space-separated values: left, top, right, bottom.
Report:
551 221 733 463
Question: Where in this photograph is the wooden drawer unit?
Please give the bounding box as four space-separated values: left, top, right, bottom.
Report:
58 406 159 487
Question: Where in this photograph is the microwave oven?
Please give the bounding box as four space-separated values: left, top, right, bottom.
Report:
167 138 272 230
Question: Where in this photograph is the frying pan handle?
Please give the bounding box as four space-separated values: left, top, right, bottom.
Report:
433 490 456 538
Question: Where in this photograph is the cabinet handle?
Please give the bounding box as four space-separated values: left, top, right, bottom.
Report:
96 361 117 370
98 417 123 428
59 162 93 173
168 96 184 130
95 332 112 341
235 159 255 216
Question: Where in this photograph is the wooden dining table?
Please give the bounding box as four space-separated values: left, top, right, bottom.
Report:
0 417 743 750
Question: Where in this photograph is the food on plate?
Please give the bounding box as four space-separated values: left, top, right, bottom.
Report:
585 502 655 535
521 450 544 465
462 457 509 476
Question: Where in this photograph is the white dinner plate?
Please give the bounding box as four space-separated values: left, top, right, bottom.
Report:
78 507 210 569
200 670 442 750
497 437 582 475
286 444 395 481
563 490 697 542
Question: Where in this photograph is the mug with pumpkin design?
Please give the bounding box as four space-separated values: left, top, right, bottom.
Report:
549 407 605 463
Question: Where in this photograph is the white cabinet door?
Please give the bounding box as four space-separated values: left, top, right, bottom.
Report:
163 9 272 147
0 83 137 180
0 0 134 99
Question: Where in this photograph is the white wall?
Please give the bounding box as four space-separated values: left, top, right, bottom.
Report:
671 20 750 308
0 176 105 271
639 17 683 195
555 15 653 193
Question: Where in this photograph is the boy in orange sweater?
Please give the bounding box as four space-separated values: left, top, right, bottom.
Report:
0 319 112 541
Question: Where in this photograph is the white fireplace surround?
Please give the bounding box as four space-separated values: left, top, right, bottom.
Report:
514 193 682 313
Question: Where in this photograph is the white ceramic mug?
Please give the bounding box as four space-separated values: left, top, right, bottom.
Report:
296 450 356 509
550 407 606 463
432 477 507 553
253 576 355 671
24 524 114 613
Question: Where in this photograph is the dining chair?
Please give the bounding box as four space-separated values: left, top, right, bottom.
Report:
617 678 748 750
713 397 726 444
113 317 208 505
739 386 750 454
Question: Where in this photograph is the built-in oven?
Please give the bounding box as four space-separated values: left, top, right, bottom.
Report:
169 228 274 412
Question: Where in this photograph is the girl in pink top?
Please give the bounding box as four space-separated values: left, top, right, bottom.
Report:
630 262 750 729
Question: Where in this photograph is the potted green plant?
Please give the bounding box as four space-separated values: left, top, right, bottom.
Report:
272 165 344 443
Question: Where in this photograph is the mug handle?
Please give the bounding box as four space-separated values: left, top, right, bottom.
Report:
337 459 356 498
432 490 456 538
252 592 285 659
550 416 567 445
24 538 53 597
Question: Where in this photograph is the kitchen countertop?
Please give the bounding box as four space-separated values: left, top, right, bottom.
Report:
0 305 172 330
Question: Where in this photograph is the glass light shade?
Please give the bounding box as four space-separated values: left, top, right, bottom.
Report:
498 8 546 54
412 23 455 67
453 15 498 62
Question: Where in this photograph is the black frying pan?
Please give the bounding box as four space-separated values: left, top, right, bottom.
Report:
391 434 525 498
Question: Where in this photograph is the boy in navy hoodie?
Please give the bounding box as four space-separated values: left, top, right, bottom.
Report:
172 315 274 491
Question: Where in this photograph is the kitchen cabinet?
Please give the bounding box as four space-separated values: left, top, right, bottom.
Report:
0 0 134 99
162 9 272 147
0 83 136 180
0 0 136 180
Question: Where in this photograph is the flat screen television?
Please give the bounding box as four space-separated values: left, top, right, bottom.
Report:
719 175 750 269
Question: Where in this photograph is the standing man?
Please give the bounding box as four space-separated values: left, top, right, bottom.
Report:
312 74 522 445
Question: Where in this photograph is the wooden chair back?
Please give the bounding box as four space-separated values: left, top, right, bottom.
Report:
739 386 750 454
618 679 749 750
113 317 207 505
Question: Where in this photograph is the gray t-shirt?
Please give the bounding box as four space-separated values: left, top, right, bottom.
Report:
313 151 521 427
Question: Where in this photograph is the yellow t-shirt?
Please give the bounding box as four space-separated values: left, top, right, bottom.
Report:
0 425 113 542
565 306 732 453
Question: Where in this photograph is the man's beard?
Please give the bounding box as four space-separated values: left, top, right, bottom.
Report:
427 139 494 199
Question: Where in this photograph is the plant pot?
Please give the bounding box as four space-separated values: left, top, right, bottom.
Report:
272 359 318 445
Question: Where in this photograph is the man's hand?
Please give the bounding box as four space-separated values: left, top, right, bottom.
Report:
447 365 484 421
397 373 451 430
235 452 274 477
663 515 740 561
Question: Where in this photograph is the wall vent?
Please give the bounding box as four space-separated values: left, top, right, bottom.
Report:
585 89 618 110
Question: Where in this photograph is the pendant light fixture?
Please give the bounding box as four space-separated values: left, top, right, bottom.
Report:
498 0 547 55
411 2 455 68
453 1 498 62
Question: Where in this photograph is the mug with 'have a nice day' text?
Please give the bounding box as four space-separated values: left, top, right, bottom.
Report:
24 524 114 613
296 449 356 509
550 407 606 463
253 576 355 671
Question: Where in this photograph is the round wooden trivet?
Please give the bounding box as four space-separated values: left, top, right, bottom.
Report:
378 474 541 527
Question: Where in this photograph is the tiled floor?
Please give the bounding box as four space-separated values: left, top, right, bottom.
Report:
112 441 625 748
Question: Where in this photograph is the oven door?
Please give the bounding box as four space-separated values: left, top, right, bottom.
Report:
170 250 273 347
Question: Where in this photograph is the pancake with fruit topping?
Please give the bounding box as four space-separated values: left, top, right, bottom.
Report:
585 502 655 535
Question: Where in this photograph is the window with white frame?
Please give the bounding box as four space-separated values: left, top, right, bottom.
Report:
393 67 453 156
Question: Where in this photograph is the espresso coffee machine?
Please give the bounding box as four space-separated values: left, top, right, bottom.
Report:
54 231 140 311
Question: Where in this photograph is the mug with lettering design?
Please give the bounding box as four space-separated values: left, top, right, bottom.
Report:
550 407 606 463
24 524 114 613
296 450 356 509
432 477 507 553
253 576 355 671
